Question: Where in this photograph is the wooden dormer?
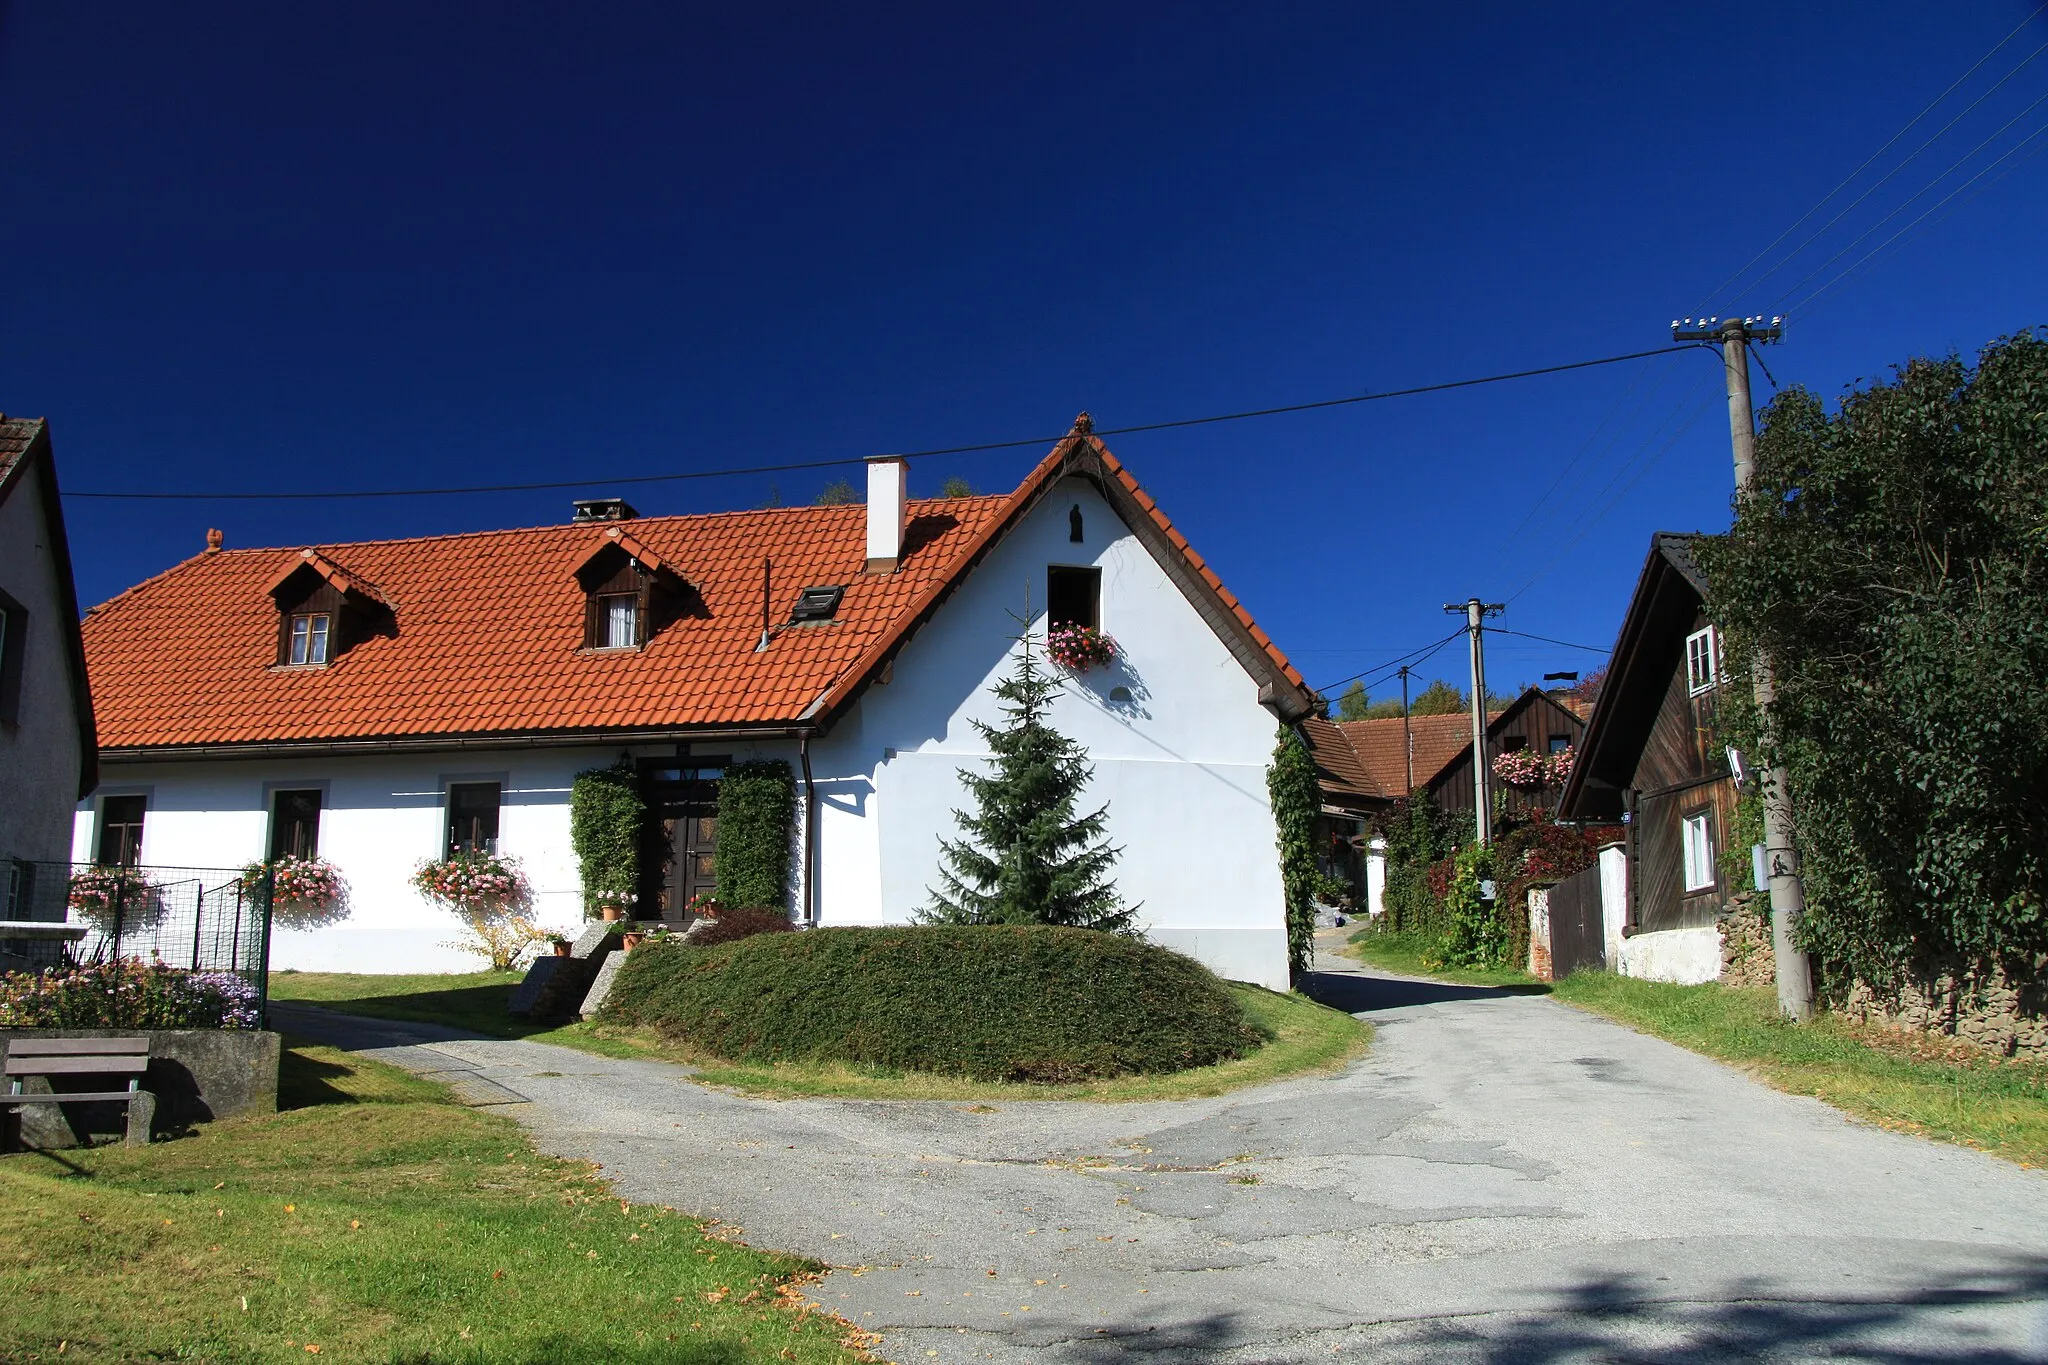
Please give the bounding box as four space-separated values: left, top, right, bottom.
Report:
573 528 693 651
267 550 390 668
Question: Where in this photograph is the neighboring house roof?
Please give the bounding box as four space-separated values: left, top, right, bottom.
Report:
83 420 1313 755
0 416 98 795
1299 716 1388 808
1557 533 1709 822
1336 710 1499 798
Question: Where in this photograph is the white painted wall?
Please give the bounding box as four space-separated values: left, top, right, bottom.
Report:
809 475 1291 989
1598 841 1628 969
1365 839 1387 918
1616 926 1724 985
0 455 88 874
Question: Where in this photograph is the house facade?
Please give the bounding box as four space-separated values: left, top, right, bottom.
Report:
1557 533 1741 983
1 416 97 922
75 422 1314 989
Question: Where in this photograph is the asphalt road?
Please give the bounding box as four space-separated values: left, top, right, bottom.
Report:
273 937 2048 1363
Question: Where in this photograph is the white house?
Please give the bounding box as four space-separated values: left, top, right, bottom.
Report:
74 419 1315 989
1 416 97 929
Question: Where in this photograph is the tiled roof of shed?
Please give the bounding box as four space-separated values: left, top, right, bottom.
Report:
83 431 1308 750
1338 711 1502 797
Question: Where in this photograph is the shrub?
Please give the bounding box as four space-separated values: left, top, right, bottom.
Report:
687 906 796 949
601 925 1269 1081
1266 727 1322 981
715 762 796 911
1436 844 1506 969
570 762 645 914
0 961 260 1029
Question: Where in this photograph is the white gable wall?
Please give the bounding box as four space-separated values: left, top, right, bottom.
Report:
0 456 88 870
808 476 1290 988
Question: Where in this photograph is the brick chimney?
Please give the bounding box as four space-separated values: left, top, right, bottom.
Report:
864 456 906 573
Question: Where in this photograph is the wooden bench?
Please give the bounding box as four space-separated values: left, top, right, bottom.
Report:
4 1038 154 1147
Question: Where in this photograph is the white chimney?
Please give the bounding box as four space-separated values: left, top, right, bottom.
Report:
864 456 907 573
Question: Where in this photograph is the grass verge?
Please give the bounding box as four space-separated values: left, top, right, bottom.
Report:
648 984 1370 1101
1551 972 2048 1168
1343 927 1545 988
267 970 653 1059
0 1041 873 1364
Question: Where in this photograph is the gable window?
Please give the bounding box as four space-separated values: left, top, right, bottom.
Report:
1548 734 1570 754
447 782 501 857
288 612 331 665
1685 626 1719 696
1681 808 1716 893
270 789 322 860
1500 735 1528 753
599 593 639 649
1047 565 1100 632
98 794 147 868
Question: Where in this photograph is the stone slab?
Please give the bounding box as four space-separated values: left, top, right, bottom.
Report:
579 950 629 1020
508 955 562 1016
1 1027 281 1149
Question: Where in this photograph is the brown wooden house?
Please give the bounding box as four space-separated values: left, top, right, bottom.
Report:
1558 533 1741 940
1327 688 1589 819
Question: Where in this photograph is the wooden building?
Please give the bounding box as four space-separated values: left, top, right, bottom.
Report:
1325 688 1589 818
1558 534 1739 977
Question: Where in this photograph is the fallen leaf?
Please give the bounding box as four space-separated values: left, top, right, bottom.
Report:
305 1347 321 1355
284 1205 296 1214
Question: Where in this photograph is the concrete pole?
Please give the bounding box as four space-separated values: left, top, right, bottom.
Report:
1719 319 1817 1022
1464 599 1492 846
1400 666 1414 793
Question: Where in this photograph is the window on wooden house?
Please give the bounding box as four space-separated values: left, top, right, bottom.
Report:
269 789 322 860
576 539 687 652
446 782 501 857
598 593 640 649
1548 734 1570 753
1047 565 1100 631
288 612 331 665
1685 626 1720 696
1681 808 1716 893
97 795 147 868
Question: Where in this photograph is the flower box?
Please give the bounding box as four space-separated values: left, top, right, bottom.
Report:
1047 623 1118 672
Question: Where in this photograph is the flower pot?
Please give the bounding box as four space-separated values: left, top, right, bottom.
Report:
620 931 646 953
551 940 572 957
599 905 627 922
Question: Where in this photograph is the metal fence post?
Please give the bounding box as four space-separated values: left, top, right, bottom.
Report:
111 874 127 962
256 867 275 1030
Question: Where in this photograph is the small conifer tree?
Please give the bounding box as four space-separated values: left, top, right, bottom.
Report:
921 639 1134 930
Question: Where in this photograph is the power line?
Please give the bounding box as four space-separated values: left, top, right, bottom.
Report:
1315 629 1465 697
63 344 1700 502
1693 5 2047 313
1786 113 2048 318
1490 628 1611 655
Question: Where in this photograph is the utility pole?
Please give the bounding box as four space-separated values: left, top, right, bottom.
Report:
1672 313 1816 1021
1443 598 1503 844
1398 666 1414 793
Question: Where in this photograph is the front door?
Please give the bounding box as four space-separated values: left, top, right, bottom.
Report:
638 760 722 922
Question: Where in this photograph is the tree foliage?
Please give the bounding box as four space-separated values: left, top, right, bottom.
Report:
940 475 977 498
813 479 859 505
1409 679 1467 715
714 761 796 910
922 643 1134 930
1695 330 2048 985
1336 680 1371 721
1266 726 1323 982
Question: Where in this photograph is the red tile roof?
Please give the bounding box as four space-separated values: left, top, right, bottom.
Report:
1337 711 1501 798
1299 716 1387 806
84 429 1309 752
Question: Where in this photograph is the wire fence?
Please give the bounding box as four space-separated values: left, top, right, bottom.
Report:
1 862 272 1018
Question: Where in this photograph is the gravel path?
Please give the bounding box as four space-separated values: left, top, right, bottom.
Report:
272 936 2048 1362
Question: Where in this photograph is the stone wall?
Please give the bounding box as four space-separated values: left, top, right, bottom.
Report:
1719 895 1775 990
1 1028 280 1149
1839 959 2048 1058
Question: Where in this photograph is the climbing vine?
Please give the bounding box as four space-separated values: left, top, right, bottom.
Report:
570 761 644 914
715 760 797 910
1266 726 1322 984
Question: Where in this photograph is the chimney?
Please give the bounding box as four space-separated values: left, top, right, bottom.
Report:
572 497 639 524
204 528 224 553
864 456 906 573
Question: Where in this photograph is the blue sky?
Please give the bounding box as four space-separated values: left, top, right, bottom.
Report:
4 3 2043 704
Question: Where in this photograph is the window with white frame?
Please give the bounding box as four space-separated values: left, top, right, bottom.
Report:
1685 626 1719 695
600 593 639 648
1681 808 1715 893
288 612 331 665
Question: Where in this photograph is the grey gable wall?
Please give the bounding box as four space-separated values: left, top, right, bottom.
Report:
0 454 89 868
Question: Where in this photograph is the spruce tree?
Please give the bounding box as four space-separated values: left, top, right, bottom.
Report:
921 639 1134 931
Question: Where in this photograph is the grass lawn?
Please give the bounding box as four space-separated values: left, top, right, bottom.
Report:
665 983 1370 1101
1552 972 2048 1169
0 1043 873 1364
1343 927 1544 988
269 971 1370 1103
268 969 653 1059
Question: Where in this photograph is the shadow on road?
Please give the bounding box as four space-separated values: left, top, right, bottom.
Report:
1040 1262 2048 1362
1299 969 1551 1014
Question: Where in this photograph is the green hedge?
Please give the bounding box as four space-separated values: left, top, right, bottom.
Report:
570 762 643 912
714 761 795 909
600 925 1269 1081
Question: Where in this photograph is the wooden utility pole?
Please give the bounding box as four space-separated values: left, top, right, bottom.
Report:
1444 598 1503 845
1399 665 1415 793
1672 314 1816 1021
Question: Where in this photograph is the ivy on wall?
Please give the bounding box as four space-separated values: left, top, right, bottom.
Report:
1266 726 1322 984
715 760 797 911
569 761 644 914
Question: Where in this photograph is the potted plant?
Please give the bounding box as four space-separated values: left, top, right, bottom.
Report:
410 851 533 917
66 865 166 935
240 855 351 930
620 926 646 952
1491 748 1550 790
550 936 572 957
1046 623 1118 673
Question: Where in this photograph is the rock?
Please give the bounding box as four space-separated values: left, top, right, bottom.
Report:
579 951 629 1021
508 956 562 1017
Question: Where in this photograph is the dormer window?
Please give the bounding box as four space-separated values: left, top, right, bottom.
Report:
575 529 691 652
289 612 331 665
268 550 388 669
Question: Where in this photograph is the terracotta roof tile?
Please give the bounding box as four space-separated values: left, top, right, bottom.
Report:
1337 711 1503 797
86 432 1310 749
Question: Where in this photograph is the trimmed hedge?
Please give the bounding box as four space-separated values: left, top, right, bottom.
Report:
600 925 1270 1081
714 761 796 910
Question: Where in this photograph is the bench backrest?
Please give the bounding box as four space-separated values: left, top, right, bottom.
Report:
6 1037 151 1077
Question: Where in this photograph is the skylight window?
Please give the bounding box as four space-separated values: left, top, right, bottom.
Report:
789 585 845 624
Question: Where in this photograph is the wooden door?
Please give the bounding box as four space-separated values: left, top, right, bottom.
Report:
637 761 722 922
